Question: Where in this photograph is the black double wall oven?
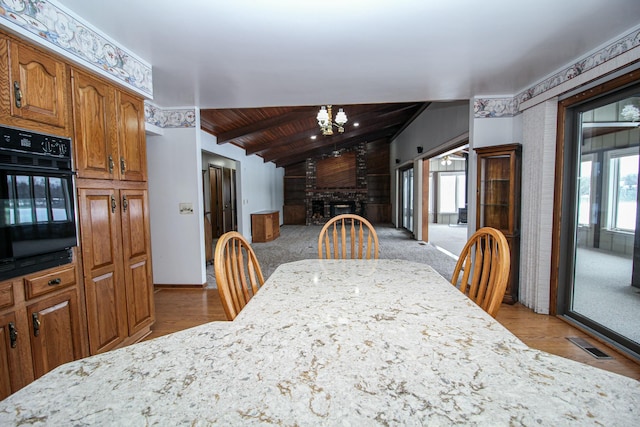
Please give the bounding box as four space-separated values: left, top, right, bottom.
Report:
0 125 77 281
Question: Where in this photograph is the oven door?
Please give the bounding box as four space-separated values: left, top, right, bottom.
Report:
0 165 77 278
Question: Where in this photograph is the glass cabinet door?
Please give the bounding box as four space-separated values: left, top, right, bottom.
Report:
478 155 512 232
474 143 522 304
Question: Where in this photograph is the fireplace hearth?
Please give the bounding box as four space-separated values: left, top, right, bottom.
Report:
330 201 356 217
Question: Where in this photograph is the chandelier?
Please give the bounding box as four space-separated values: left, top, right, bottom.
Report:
316 105 347 136
440 155 452 166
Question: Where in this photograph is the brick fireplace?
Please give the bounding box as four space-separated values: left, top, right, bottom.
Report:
305 143 367 225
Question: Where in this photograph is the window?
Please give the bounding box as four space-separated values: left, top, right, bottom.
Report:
438 172 466 214
578 156 594 226
606 150 638 231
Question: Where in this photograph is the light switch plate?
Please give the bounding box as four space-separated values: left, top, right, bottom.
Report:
179 203 194 214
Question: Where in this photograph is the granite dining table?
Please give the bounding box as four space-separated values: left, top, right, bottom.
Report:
1 259 639 425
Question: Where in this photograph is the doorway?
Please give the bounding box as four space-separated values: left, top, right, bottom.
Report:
209 165 237 238
557 77 640 357
425 146 469 257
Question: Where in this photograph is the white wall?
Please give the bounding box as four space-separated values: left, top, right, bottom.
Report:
146 118 284 286
147 127 205 286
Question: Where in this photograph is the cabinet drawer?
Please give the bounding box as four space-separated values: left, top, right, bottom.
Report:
24 265 76 300
0 281 14 309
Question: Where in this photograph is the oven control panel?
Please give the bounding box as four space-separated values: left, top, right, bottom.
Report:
0 125 71 159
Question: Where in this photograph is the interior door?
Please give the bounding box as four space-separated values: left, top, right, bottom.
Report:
209 165 223 238
209 166 237 236
222 167 237 232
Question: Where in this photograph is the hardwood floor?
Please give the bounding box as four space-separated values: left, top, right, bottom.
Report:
146 287 640 380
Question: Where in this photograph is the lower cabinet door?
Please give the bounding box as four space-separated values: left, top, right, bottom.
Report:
27 289 83 378
77 188 128 354
0 310 34 399
120 189 155 336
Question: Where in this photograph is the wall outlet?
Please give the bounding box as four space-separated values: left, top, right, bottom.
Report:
179 203 194 214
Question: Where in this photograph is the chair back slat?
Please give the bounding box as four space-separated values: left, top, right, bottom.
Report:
450 227 510 318
214 231 265 320
318 214 379 260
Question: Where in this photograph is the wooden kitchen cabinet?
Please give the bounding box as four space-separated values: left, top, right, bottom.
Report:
251 211 280 243
72 69 147 182
0 263 86 400
0 33 71 135
0 287 33 400
73 68 153 353
26 288 84 379
475 143 522 304
78 185 154 354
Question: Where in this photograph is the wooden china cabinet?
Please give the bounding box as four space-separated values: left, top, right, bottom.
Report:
474 143 522 304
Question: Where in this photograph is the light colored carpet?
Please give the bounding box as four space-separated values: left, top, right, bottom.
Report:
206 224 458 288
573 247 640 344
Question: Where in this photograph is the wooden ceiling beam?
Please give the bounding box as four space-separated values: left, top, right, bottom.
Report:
252 124 378 158
271 127 400 167
216 108 314 144
248 106 421 157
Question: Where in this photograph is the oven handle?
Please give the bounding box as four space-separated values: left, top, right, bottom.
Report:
0 163 75 175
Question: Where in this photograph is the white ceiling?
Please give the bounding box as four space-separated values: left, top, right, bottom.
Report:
57 0 640 109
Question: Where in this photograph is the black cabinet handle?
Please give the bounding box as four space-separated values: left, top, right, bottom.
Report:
108 155 114 174
111 195 117 214
13 81 22 108
32 313 40 337
122 195 128 212
48 278 62 286
8 322 17 348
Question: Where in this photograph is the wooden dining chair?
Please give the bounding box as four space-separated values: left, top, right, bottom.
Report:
214 231 265 320
451 227 510 318
318 214 379 260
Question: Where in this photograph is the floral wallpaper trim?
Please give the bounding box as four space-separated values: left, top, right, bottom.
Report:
145 102 196 128
475 27 640 118
473 98 519 118
0 0 152 97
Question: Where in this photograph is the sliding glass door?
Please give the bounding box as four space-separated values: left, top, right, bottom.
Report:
401 167 414 231
560 82 640 357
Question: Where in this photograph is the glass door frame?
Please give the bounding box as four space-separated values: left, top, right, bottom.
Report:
554 73 640 358
399 166 414 232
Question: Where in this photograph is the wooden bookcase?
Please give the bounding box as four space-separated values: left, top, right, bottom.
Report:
474 143 522 304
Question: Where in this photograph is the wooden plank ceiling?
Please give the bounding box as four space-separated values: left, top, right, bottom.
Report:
201 102 429 168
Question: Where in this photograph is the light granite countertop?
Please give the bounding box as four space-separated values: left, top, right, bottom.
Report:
1 259 639 425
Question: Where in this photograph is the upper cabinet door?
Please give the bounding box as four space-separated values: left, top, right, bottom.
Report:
71 69 118 180
117 91 147 182
8 40 69 131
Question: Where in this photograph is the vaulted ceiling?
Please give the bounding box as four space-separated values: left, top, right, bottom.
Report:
200 102 428 167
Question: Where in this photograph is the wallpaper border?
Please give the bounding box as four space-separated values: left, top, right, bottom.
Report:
0 0 153 98
475 27 640 118
145 102 197 129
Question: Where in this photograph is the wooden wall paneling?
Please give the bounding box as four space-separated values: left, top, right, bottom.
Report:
316 152 357 189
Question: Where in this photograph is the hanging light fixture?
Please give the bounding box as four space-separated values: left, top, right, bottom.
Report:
440 155 452 166
317 105 348 136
